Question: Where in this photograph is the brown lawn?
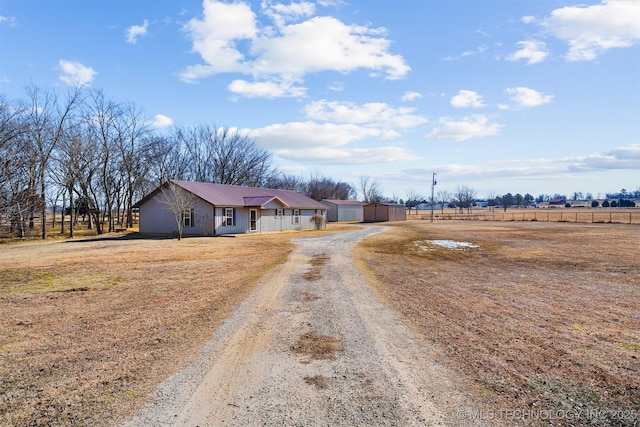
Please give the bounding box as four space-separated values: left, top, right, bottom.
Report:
354 221 640 426
1 221 638 426
0 232 295 426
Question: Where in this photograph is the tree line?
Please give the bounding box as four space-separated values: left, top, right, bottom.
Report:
402 186 639 215
0 85 359 238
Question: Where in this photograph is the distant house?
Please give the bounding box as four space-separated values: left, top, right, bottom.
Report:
134 180 327 236
320 199 366 222
363 203 407 223
549 199 566 206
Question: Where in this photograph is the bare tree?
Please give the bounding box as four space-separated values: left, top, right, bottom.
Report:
0 97 31 236
176 124 276 187
436 190 452 214
454 185 476 214
159 181 198 240
265 173 304 192
145 134 190 187
303 172 356 201
22 83 83 239
114 101 151 227
405 188 424 215
359 176 383 203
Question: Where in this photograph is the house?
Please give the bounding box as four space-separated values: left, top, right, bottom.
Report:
363 202 407 223
320 199 366 222
134 180 327 236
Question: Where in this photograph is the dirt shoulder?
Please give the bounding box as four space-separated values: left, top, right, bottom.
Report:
124 226 478 426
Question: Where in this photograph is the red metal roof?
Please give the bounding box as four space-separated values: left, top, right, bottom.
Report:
170 180 326 209
321 199 367 206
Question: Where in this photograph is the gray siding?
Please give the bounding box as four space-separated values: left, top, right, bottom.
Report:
320 201 364 222
336 205 364 222
137 183 327 236
256 208 322 233
139 193 215 236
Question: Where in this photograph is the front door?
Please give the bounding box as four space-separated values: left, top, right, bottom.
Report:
250 209 258 231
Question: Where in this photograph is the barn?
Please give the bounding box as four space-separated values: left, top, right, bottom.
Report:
363 203 407 223
320 200 366 222
134 180 327 237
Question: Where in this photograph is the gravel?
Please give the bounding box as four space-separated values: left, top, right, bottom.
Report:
123 225 481 426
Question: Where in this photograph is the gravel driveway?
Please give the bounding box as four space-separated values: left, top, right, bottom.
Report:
124 226 478 426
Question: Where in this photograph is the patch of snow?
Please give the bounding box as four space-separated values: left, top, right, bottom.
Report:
412 240 479 251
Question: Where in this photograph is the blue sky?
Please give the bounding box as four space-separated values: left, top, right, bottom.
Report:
1 0 639 199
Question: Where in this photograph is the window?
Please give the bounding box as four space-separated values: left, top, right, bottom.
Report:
276 208 283 218
250 209 257 231
183 209 193 227
293 209 300 224
224 208 234 226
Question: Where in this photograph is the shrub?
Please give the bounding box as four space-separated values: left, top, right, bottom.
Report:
591 200 599 208
310 214 325 230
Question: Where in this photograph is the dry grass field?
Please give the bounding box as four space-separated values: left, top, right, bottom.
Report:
355 221 640 426
0 231 296 426
408 207 640 224
1 221 638 426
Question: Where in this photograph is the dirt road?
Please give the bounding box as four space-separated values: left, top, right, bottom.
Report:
124 226 475 426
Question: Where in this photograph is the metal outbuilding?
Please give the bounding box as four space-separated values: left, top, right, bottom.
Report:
363 203 407 223
320 200 367 222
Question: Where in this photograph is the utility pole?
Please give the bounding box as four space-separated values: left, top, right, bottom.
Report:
430 172 437 223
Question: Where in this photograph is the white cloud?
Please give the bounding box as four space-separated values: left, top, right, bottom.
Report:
250 16 409 79
180 0 409 94
180 0 256 81
228 79 306 98
126 19 149 44
406 144 640 186
327 81 344 92
248 121 393 149
506 87 553 107
401 91 422 102
450 90 486 108
461 44 487 57
507 40 548 64
262 0 316 28
149 114 173 128
444 44 488 61
58 60 97 86
275 145 417 164
541 0 640 61
244 121 417 164
304 100 427 128
426 114 502 141
0 15 17 26
521 16 536 24
572 144 640 171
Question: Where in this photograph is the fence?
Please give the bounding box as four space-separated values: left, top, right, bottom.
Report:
408 208 640 225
